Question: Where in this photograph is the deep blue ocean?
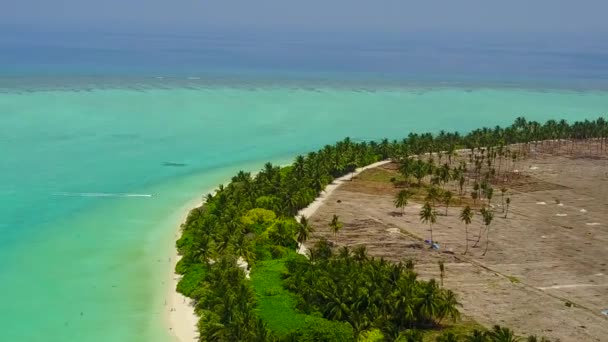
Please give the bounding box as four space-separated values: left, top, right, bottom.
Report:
2 31 608 89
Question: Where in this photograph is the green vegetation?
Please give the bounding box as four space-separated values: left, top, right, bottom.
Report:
249 255 309 335
285 241 460 340
177 138 385 340
459 206 474 255
175 262 208 297
420 319 483 341
394 189 413 215
507 276 521 284
176 117 607 340
420 202 438 243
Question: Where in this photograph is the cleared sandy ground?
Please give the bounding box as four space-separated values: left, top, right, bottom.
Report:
305 145 608 341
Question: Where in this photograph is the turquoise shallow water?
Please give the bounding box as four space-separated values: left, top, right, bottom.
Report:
1 84 607 341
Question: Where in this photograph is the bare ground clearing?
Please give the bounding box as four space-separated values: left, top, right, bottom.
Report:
305 148 608 341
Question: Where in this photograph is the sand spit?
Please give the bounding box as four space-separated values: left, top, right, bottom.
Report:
168 198 203 342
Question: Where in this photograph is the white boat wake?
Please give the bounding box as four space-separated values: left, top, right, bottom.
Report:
52 192 153 198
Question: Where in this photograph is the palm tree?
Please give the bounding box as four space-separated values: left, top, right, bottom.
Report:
438 260 445 287
253 318 274 342
420 202 437 244
473 207 488 248
296 216 313 245
329 214 343 244
399 159 413 183
405 259 415 271
426 186 441 208
460 206 474 255
443 191 453 216
396 329 424 342
500 187 508 212
464 330 488 342
473 182 480 199
293 155 306 178
485 325 520 342
193 234 214 264
412 160 428 186
485 187 494 205
217 230 233 253
352 245 368 262
438 289 461 322
471 190 479 206
482 208 495 256
269 220 296 248
419 279 441 319
458 175 466 199
439 163 451 190
436 332 459 342
394 189 413 215
337 245 350 259
232 235 256 265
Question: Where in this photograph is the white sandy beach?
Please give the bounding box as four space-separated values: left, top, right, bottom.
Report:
296 160 390 254
297 160 390 220
167 198 203 342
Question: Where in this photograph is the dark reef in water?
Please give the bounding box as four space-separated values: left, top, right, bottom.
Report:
163 162 187 167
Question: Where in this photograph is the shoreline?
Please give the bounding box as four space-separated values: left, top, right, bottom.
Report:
165 169 266 341
167 197 204 342
166 160 390 340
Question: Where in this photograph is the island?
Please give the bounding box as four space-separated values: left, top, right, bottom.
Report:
172 117 608 341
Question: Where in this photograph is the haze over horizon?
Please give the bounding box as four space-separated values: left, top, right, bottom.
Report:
1 0 608 86
3 0 608 37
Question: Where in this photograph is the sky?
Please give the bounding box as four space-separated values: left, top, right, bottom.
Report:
2 0 608 36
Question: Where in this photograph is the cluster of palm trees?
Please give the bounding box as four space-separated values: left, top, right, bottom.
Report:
195 256 271 341
394 157 501 255
177 138 386 340
392 118 607 256
388 117 607 161
284 240 460 341
177 136 385 269
175 116 604 340
433 325 550 342
390 120 570 255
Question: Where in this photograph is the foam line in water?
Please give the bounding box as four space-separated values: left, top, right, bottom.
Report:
52 192 153 198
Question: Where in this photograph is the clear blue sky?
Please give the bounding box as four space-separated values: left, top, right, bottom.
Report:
2 0 608 35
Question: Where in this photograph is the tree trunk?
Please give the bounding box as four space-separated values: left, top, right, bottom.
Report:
464 225 469 255
430 223 434 244
483 227 490 256
473 225 483 247
497 157 502 181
